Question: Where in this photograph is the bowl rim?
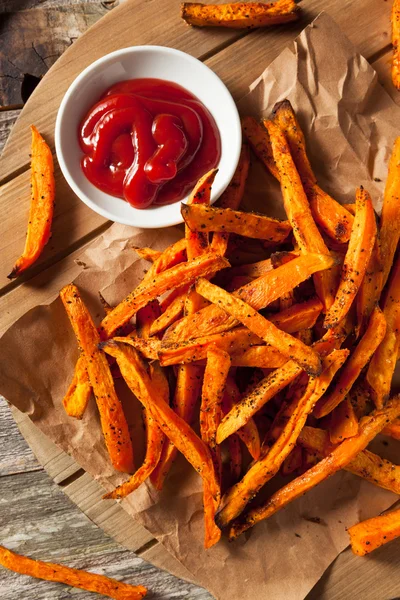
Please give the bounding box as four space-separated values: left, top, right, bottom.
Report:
55 44 242 229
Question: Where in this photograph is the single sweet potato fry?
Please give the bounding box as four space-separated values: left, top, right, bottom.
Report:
200 347 231 478
271 100 353 243
268 297 323 333
8 126 55 279
195 277 322 376
230 345 287 368
182 203 291 243
149 293 185 336
264 119 336 310
392 0 400 89
242 116 278 177
181 0 299 28
150 363 203 490
228 258 273 278
229 396 400 538
211 143 250 255
60 284 134 473
298 425 400 494
329 397 359 444
367 254 400 408
0 546 146 599
356 237 383 338
62 354 92 419
314 307 387 418
324 187 377 329
159 327 262 366
100 252 229 338
216 349 348 527
185 169 217 259
348 508 400 556
136 300 161 339
143 238 187 284
165 252 335 343
132 246 162 263
102 341 221 548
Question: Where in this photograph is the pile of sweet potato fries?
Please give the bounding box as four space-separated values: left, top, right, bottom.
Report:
56 99 400 555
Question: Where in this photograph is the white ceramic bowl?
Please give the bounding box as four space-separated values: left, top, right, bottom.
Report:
55 46 241 228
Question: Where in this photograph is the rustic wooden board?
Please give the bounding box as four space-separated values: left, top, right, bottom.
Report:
1 0 399 598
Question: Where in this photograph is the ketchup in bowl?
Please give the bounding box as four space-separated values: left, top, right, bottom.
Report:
79 78 221 209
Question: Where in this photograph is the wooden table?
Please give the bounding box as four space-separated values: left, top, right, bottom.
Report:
1 1 400 598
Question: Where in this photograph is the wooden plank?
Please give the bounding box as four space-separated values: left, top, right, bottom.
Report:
0 469 210 599
0 397 41 476
0 0 249 182
0 109 21 156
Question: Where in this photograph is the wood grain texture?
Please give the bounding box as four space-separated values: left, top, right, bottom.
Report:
0 397 40 476
0 109 20 155
0 468 211 599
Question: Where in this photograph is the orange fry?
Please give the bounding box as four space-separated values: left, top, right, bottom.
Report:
230 345 287 368
62 354 92 419
195 277 322 376
380 137 400 288
100 252 229 338
216 350 348 527
392 0 400 89
200 347 231 478
229 396 400 538
264 119 336 310
348 508 400 556
211 143 250 255
185 168 217 260
0 546 146 599
223 376 260 460
367 253 400 408
8 126 55 279
298 425 400 494
150 363 203 490
136 300 161 339
132 246 162 263
165 252 335 343
182 203 291 243
181 0 299 28
60 284 134 473
102 341 221 548
356 237 382 337
314 307 387 418
242 116 278 177
324 187 377 329
268 297 323 333
143 238 187 284
149 293 185 336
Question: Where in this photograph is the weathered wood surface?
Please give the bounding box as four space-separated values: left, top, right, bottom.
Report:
1 0 400 598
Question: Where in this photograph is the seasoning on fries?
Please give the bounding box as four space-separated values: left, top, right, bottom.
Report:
8 126 55 279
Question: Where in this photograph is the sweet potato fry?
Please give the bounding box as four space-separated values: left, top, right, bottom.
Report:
159 327 262 366
298 425 400 494
165 252 335 343
8 126 55 279
324 187 377 329
367 254 400 408
216 350 348 527
0 546 147 599
132 246 162 263
383 418 400 440
111 336 161 360
136 300 161 339
229 396 400 538
314 307 387 418
100 252 229 338
268 297 323 333
102 341 221 547
182 203 291 243
264 119 336 310
185 169 217 259
230 345 287 368
242 116 278 177
104 409 164 500
271 100 353 243
211 143 250 255
392 0 400 89
384 150 400 260
62 354 92 419
149 293 185 336
143 238 187 283
200 347 231 478
329 398 359 444
223 376 260 460
60 284 134 473
356 237 383 337
228 258 273 278
348 508 400 556
181 0 299 28
343 203 356 216
195 277 322 375
150 363 203 490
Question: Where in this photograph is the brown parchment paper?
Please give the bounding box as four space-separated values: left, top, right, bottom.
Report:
1 12 400 600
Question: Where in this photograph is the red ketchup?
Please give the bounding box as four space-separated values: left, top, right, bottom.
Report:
79 78 221 208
